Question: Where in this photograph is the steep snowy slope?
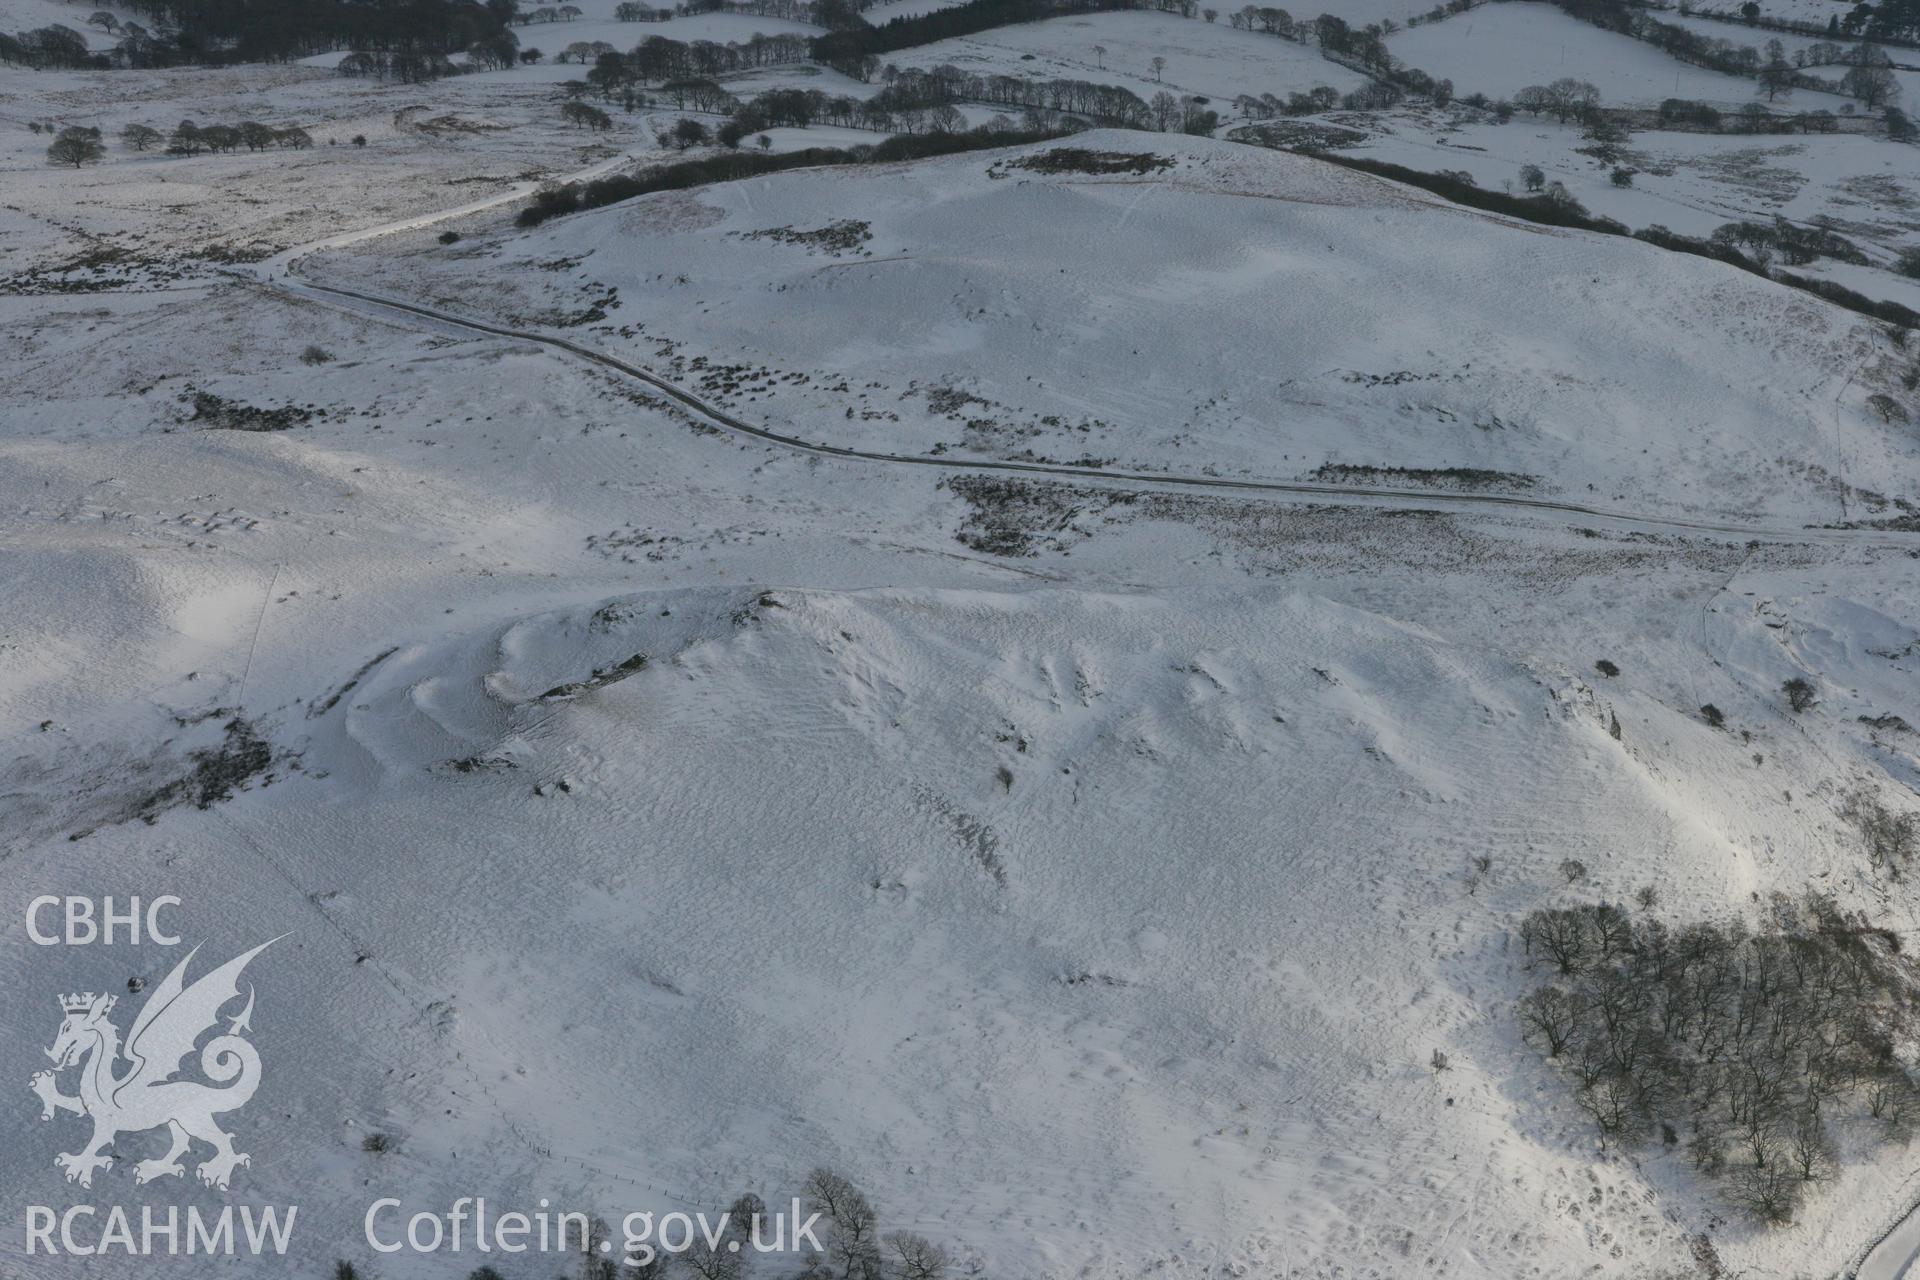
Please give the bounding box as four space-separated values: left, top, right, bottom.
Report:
10 554 1920 1279
314 131 1920 528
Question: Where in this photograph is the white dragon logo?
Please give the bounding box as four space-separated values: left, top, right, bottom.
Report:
29 939 276 1191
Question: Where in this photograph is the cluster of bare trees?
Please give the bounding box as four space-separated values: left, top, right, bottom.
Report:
571 31 811 100
162 119 314 154
556 39 617 62
631 66 1152 140
547 1170 950 1280
870 64 1153 126
737 64 1200 133
513 4 585 23
42 118 312 167
2 23 90 67
1709 216 1868 267
1518 894 1920 1223
337 50 462 81
1225 4 1305 36
1656 96 1854 133
791 1169 948 1280
1512 78 1603 122
1222 9 1458 104
1552 0 1904 111
1232 85 1342 119
1403 0 1480 26
1219 5 1443 97
750 85 863 129
1223 7 1383 60
561 100 616 129
1842 790 1920 876
680 0 866 25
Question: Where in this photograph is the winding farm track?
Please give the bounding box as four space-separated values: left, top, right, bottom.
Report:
271 272 1920 550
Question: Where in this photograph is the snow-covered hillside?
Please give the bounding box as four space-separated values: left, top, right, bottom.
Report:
7 13 1920 1280
6 307 1918 1272
311 131 1920 526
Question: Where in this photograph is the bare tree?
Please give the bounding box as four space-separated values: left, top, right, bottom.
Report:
884 1232 947 1280
1841 790 1917 872
1726 1161 1801 1224
1786 1108 1834 1182
1520 907 1592 976
1518 986 1585 1056
1577 1074 1640 1138
169 120 205 155
579 1217 618 1280
1842 53 1899 109
1149 90 1180 131
805 1169 881 1280
1543 77 1600 123
1758 40 1796 101
47 126 104 168
681 1236 743 1280
1782 677 1816 713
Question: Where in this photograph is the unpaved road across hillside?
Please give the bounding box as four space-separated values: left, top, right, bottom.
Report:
246 148 1920 553
275 270 1920 551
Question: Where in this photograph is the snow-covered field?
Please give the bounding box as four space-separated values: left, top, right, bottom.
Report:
1340 107 1920 268
0 62 675 268
892 11 1370 105
7 17 1920 1280
1390 0 1853 105
1684 0 1859 28
1653 9 1920 111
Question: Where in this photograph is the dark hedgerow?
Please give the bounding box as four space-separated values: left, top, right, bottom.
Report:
518 127 1070 228
1307 151 1629 233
